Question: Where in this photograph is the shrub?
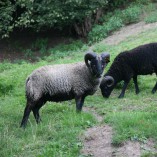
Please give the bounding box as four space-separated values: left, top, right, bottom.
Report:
88 4 142 43
144 11 157 23
31 38 48 54
88 14 124 43
106 16 124 32
121 5 141 24
88 25 108 43
0 0 108 38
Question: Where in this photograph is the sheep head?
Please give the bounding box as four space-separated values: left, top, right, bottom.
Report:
100 75 115 98
85 51 110 78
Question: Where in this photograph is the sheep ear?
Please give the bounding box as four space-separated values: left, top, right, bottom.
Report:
101 53 110 63
85 52 97 67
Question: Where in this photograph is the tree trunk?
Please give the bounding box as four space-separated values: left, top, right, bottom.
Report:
74 8 103 37
94 8 103 24
74 16 92 37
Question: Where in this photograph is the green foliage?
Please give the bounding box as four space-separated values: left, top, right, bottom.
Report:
21 38 48 59
32 38 48 53
1 25 157 157
87 25 108 43
1 12 157 157
24 49 33 58
0 1 14 38
121 5 141 24
88 4 142 43
144 11 157 23
45 40 88 61
108 0 131 8
88 15 124 43
0 0 108 38
88 5 142 42
141 152 157 157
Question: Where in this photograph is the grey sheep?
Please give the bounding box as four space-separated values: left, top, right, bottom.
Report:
20 51 113 128
100 42 157 98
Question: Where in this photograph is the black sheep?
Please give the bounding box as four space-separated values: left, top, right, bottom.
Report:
100 42 157 98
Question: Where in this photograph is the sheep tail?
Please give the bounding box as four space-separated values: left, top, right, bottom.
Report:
25 77 34 100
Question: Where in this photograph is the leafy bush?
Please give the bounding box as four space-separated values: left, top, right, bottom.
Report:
88 14 124 43
121 5 141 24
88 4 142 43
0 1 14 38
0 0 108 38
108 0 131 8
88 25 108 43
106 16 124 31
31 38 48 54
144 11 157 23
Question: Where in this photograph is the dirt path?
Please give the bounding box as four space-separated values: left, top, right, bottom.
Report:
80 107 157 157
97 21 157 46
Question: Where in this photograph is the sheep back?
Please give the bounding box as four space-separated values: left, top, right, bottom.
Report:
26 62 101 102
107 43 157 82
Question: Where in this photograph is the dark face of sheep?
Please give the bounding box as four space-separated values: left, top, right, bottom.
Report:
85 52 110 78
100 76 115 98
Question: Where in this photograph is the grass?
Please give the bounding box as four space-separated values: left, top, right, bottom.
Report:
0 57 96 156
0 28 157 156
144 11 157 23
1 12 157 157
90 28 157 146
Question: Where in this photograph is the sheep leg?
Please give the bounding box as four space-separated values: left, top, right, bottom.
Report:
20 103 32 128
32 100 46 124
32 106 42 124
152 82 157 94
133 76 140 94
118 81 129 98
75 96 85 112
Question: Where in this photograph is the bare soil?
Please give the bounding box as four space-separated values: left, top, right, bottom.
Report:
81 107 157 157
0 30 74 62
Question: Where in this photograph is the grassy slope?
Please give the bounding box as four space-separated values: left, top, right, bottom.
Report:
1 27 157 156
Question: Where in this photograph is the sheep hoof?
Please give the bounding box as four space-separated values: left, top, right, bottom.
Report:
36 119 42 124
76 109 82 113
20 123 26 129
118 95 124 98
